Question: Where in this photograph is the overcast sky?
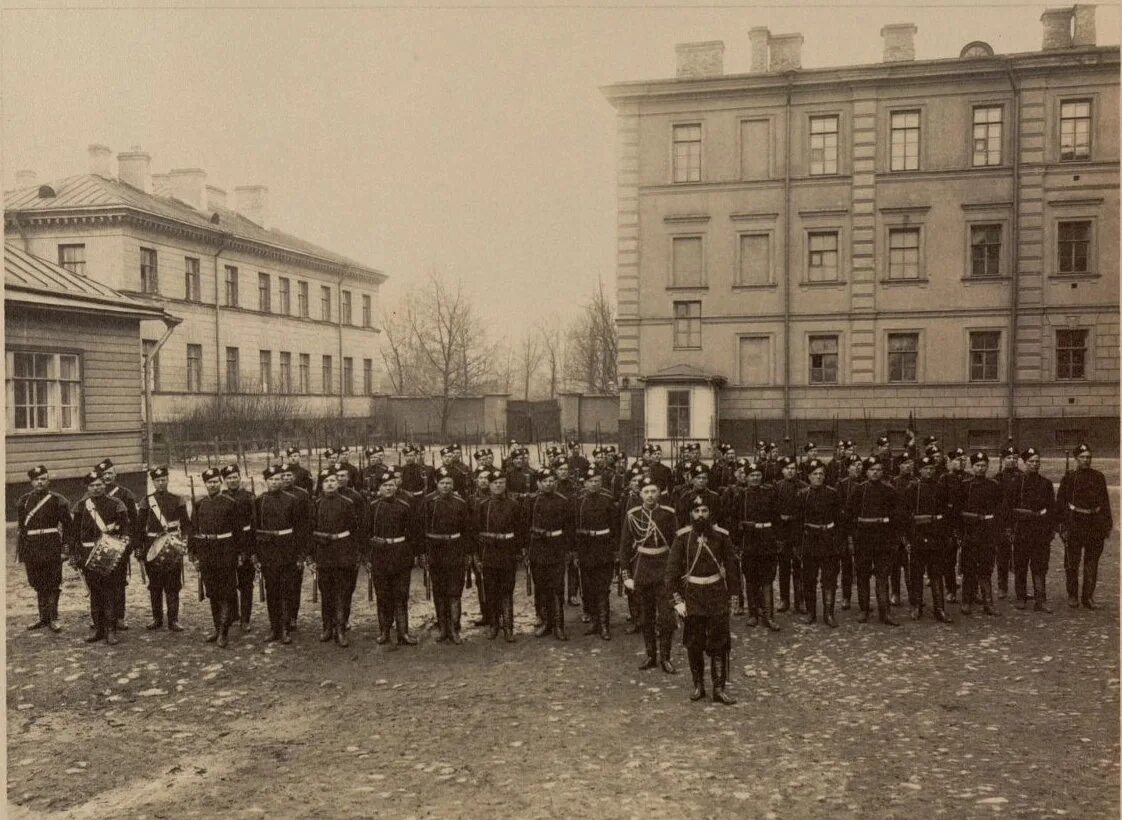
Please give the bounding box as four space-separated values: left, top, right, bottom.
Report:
4 0 1119 339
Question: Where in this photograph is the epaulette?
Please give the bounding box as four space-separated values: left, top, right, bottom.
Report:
627 505 642 515
676 525 691 535
394 498 411 507
714 525 730 535
337 493 354 504
660 505 676 513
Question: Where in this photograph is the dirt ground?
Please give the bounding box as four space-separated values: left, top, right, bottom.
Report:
5 485 1119 818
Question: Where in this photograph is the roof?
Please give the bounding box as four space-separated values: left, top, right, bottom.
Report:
5 174 385 281
641 364 727 386
4 243 178 322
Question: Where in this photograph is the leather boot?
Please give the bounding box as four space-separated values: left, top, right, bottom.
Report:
802 576 817 625
857 576 871 622
659 634 677 674
376 600 392 644
761 586 781 632
777 565 791 613
86 607 105 642
794 568 807 615
48 591 62 633
206 598 221 643
823 587 837 628
553 595 568 641
1032 573 1053 613
1082 556 1100 609
335 623 350 647
105 602 119 645
639 630 658 670
397 605 419 645
217 601 230 648
688 647 706 701
27 591 47 630
320 617 335 642
583 593 600 635
712 651 736 705
910 604 922 621
449 598 464 644
487 597 501 640
147 589 164 630
335 598 350 647
166 591 183 631
933 578 953 623
599 595 611 641
502 598 516 643
745 587 759 627
434 598 449 643
875 574 899 625
981 579 998 616
240 584 252 629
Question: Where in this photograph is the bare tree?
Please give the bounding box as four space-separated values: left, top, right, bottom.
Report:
539 317 563 399
564 281 618 393
379 300 414 394
516 331 545 400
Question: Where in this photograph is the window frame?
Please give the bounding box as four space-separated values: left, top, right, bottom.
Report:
970 104 1004 167
362 294 372 328
671 122 703 184
259 349 273 394
967 329 1002 383
885 331 921 384
886 226 923 282
806 229 841 284
808 113 840 176
225 346 240 393
184 256 201 302
668 234 706 289
320 285 332 322
1055 328 1090 381
672 300 702 350
258 272 271 313
968 223 1003 278
140 246 159 294
341 290 353 326
58 243 86 276
298 353 310 394
363 358 373 395
737 333 773 386
279 351 292 394
1056 219 1093 275
278 277 291 315
807 333 840 385
736 230 774 288
186 344 203 393
342 356 354 395
666 389 691 439
297 281 309 318
322 354 334 395
224 265 239 307
888 108 922 172
1058 98 1093 162
6 349 84 434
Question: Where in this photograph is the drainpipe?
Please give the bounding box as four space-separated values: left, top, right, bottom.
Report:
213 237 230 396
143 314 184 463
338 270 346 418
781 74 794 440
1005 62 1020 440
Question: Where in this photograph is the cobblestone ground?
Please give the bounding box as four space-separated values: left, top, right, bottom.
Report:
6 491 1119 819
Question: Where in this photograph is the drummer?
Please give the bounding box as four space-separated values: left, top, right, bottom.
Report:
137 467 191 633
69 470 130 645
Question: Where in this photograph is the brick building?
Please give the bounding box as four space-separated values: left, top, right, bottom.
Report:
4 146 387 429
602 6 1119 455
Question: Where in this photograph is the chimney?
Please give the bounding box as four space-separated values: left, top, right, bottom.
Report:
675 41 725 79
749 27 770 73
16 170 37 188
151 173 172 197
235 185 269 229
117 146 152 193
88 144 113 178
1073 4 1096 46
206 185 228 211
1041 7 1074 50
768 33 804 71
169 168 207 210
881 23 917 62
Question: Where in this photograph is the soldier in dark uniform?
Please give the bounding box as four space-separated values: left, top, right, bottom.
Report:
421 467 473 644
763 442 783 485
137 466 190 632
552 462 584 613
798 459 843 627
474 470 522 642
363 446 390 495
643 444 674 497
279 465 312 632
285 447 315 494
449 444 474 495
434 446 470 497
221 465 257 633
524 468 574 640
332 464 367 632
873 436 893 469
889 451 916 607
399 445 430 498
71 471 130 645
667 496 736 704
1057 444 1113 610
675 463 721 528
189 468 241 647
95 459 137 632
849 457 901 626
995 444 1021 599
797 442 820 481
671 443 699 494
566 440 590 476
620 481 679 672
310 467 362 647
955 452 1002 616
735 461 781 631
465 467 493 628
940 448 967 603
774 456 806 614
367 468 419 645
503 447 537 497
1002 447 1056 612
836 457 864 610
718 458 748 617
254 465 301 644
335 447 363 490
617 466 645 632
574 469 618 639
16 466 72 633
824 441 846 488
901 456 954 623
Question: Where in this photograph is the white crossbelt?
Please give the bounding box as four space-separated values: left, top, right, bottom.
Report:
687 573 722 585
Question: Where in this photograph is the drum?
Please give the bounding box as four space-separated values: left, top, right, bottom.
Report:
146 532 187 573
85 534 126 577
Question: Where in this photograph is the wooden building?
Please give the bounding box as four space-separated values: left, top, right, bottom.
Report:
5 243 179 516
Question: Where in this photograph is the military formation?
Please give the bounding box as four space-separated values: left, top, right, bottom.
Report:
13 435 1114 705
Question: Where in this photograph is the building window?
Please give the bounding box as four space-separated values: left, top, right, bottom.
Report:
363 358 373 395
890 110 920 171
142 339 161 392
298 353 310 394
887 228 921 280
738 233 770 286
738 336 771 385
258 273 271 313
671 236 703 287
1056 329 1088 380
278 277 291 315
297 281 309 318
969 331 1000 382
321 285 332 321
362 294 372 328
140 247 159 293
972 106 1002 166
970 225 1002 277
341 290 353 325
322 355 334 394
7 351 82 432
187 344 202 393
343 356 354 395
1059 100 1092 161
809 115 839 175
58 244 86 276
672 124 702 183
967 429 1001 451
672 301 701 349
225 347 240 392
184 257 201 301
807 231 839 282
279 352 292 394
667 390 691 439
224 265 239 307
887 333 919 383
1057 220 1091 274
259 350 272 393
808 335 838 384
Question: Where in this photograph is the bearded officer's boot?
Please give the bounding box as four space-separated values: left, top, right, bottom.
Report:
147 589 164 630
335 599 350 647
553 594 568 642
396 605 419 646
688 646 706 701
761 585 781 632
823 587 838 628
434 598 449 643
48 591 62 633
658 632 677 674
933 577 953 623
712 651 736 705
449 598 464 645
1032 572 1053 613
166 591 183 631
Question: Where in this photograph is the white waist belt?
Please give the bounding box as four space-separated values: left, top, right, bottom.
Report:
314 530 351 540
577 529 611 536
258 528 294 536
742 522 772 529
687 573 722 585
479 532 515 540
637 545 669 556
533 529 564 538
427 533 461 541
26 528 61 536
1069 504 1100 514
372 536 406 544
962 512 994 521
197 533 233 540
805 522 835 530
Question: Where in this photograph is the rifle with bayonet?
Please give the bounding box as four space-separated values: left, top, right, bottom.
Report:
189 475 205 602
